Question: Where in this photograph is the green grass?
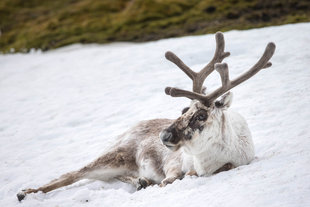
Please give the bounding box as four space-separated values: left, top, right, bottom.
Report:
1 0 310 53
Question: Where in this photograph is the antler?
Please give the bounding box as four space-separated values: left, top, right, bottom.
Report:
165 32 230 93
166 41 276 106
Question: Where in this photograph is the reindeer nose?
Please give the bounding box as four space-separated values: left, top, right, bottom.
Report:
160 130 174 143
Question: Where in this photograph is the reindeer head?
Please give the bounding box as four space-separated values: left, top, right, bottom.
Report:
160 32 275 154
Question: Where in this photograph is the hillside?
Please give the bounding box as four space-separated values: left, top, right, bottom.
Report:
0 23 310 206
1 0 310 53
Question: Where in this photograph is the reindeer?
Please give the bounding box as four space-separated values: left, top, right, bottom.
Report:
17 32 275 201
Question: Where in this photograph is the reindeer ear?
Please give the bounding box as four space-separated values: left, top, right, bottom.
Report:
181 107 190 114
215 92 233 108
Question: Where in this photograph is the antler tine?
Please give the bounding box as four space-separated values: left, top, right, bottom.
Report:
192 32 230 93
165 87 207 100
165 51 196 80
198 32 230 79
204 42 276 104
215 63 230 88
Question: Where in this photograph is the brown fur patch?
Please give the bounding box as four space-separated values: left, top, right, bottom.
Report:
84 146 138 172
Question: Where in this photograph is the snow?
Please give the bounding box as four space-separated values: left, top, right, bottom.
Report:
1 23 310 206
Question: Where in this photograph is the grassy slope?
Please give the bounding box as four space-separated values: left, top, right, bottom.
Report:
1 0 309 52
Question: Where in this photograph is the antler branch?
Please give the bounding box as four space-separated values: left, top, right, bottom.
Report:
165 32 230 93
205 42 276 103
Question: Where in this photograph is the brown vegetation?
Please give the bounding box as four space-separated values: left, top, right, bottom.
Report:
0 0 309 53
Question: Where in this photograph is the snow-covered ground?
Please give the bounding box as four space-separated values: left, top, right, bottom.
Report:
1 23 310 207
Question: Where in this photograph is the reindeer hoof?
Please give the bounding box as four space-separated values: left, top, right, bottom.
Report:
160 176 177 187
17 192 26 201
137 177 151 191
185 170 198 176
213 163 235 174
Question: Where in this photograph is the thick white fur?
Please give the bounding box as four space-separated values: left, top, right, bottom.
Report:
181 93 255 176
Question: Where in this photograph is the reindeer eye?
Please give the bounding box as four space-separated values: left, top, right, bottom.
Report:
198 114 206 121
196 110 208 121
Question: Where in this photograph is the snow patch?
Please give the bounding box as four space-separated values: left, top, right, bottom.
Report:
0 23 310 206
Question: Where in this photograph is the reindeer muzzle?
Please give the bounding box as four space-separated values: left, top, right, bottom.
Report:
160 128 180 151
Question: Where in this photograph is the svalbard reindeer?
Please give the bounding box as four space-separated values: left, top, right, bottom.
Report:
17 32 275 201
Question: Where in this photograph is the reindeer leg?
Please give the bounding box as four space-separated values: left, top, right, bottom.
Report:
17 146 137 201
159 168 183 187
17 170 86 201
